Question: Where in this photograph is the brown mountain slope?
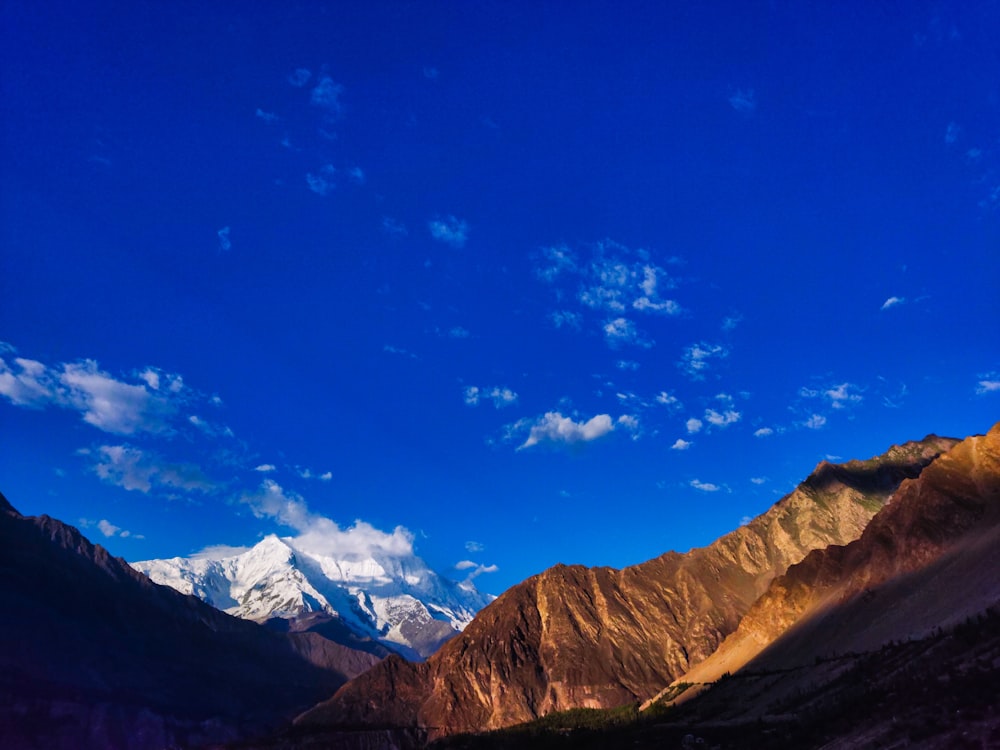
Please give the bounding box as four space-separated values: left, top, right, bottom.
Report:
670 421 1000 692
0 492 382 750
295 434 957 740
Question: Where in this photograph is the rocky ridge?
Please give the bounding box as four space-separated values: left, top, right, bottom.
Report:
295 434 957 740
0 494 381 750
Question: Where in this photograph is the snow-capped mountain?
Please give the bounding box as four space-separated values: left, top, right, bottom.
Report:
132 534 494 659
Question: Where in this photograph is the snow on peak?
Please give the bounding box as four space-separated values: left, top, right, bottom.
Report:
132 536 494 658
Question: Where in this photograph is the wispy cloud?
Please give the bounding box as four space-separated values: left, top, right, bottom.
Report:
656 391 681 409
616 360 640 371
549 310 582 330
750 477 767 485
945 121 961 146
690 479 721 492
804 414 827 430
603 317 653 348
464 385 518 408
310 75 344 115
0 351 185 435
382 216 408 237
254 108 279 123
306 165 336 196
686 418 703 434
516 411 616 449
428 215 469 247
288 68 311 87
671 438 692 450
881 296 905 310
754 427 774 438
79 517 144 540
454 560 498 580
254 464 277 473
976 373 1000 395
383 344 418 359
465 540 485 553
678 342 728 380
533 240 682 347
241 479 415 559
728 88 756 113
704 408 741 427
800 382 863 410
92 444 216 494
217 226 232 252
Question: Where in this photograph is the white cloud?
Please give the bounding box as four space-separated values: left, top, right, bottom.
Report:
945 121 961 145
311 76 344 114
217 226 232 252
704 408 741 427
750 477 767 485
679 342 728 380
97 519 121 537
690 479 721 492
288 68 311 87
686 418 703 434
728 88 756 113
348 167 365 184
617 360 640 371
465 540 485 553
383 345 418 359
550 310 582 329
519 411 615 449
92 445 216 494
535 245 578 281
192 544 251 559
0 356 57 407
241 479 415 560
306 165 336 196
617 414 640 432
881 296 905 310
254 464 277 473
603 317 652 348
79 517 142 540
656 391 681 408
464 385 518 408
319 471 332 481
754 427 774 438
382 216 408 237
722 313 743 331
976 375 1000 395
448 326 471 339
824 383 863 409
671 438 692 450
454 560 498 579
428 215 469 248
804 414 827 430
255 108 278 123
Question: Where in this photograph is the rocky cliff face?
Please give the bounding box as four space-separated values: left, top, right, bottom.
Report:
672 421 1000 692
296 435 957 739
0 493 382 750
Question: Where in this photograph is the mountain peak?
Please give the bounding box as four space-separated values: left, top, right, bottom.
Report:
134 531 493 659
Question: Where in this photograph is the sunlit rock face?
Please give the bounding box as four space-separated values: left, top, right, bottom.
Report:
674 421 1000 691
297 434 957 740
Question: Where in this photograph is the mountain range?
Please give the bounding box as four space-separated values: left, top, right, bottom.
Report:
0 492 381 750
293 434 962 741
4 424 998 750
132 532 493 659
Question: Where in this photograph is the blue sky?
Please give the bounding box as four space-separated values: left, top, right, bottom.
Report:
1 1 998 594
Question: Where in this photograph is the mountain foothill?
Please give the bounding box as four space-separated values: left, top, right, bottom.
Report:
2 422 998 749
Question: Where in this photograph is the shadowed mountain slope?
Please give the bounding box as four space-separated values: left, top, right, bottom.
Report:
295 435 956 740
0 493 382 750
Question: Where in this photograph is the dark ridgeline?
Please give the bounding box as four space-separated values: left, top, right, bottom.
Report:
0 492 382 750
